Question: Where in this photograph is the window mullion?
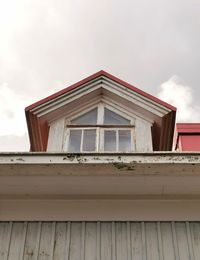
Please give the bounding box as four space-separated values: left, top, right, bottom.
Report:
80 129 84 152
116 130 119 152
99 128 104 152
97 103 104 124
96 127 99 152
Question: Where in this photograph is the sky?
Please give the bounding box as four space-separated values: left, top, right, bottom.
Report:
0 0 200 151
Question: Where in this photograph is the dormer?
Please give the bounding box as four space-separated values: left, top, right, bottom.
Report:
25 71 176 152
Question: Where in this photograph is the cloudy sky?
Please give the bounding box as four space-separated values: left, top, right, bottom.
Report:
0 0 200 151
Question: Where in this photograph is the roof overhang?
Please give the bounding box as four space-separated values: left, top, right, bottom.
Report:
25 71 176 151
0 152 200 199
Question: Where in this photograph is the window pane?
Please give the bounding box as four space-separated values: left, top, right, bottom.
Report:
68 130 82 152
82 129 96 151
71 108 97 125
104 108 130 125
118 130 131 152
104 130 116 151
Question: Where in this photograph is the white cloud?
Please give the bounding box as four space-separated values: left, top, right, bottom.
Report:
0 133 30 152
157 76 200 122
0 82 37 136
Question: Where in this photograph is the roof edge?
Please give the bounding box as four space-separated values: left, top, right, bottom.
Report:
176 123 200 133
25 70 177 112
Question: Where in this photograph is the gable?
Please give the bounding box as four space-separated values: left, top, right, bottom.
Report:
25 71 176 151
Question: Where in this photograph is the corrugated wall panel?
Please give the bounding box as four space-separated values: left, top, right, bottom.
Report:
1 222 200 259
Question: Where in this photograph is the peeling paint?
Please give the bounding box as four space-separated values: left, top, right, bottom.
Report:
65 154 76 161
16 158 25 162
92 157 101 160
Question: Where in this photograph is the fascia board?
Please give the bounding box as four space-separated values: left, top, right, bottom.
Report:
101 81 169 117
0 152 200 166
31 79 103 116
48 96 102 125
25 70 176 113
176 123 200 133
102 77 171 114
31 77 172 119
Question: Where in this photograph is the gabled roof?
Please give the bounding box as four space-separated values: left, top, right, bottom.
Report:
25 70 176 151
26 70 176 111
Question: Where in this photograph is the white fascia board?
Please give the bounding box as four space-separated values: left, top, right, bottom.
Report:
30 77 102 113
33 81 102 117
31 76 172 119
0 152 200 176
48 96 101 125
102 82 169 117
102 77 171 114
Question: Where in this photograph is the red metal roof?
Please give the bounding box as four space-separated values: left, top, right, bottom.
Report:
175 123 200 151
25 70 176 112
176 123 200 133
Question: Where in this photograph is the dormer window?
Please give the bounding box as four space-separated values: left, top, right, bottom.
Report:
63 105 135 153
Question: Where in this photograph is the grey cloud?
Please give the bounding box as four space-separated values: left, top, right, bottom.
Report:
2 0 200 96
0 0 200 150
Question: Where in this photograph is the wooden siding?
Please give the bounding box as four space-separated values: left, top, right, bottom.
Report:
0 221 200 259
47 118 65 151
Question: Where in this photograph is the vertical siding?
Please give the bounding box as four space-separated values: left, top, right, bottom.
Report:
0 222 200 259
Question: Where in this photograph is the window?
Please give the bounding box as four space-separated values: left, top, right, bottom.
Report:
63 105 135 152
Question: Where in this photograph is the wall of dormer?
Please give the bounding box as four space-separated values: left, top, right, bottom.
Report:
47 109 153 152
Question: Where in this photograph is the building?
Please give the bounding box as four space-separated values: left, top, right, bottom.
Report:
0 71 200 259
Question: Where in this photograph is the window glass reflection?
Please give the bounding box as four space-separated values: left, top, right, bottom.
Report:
72 108 97 125
118 130 131 152
82 129 96 151
68 130 81 152
104 108 130 125
104 130 116 151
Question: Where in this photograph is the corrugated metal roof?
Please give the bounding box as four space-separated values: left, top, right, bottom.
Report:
0 221 200 259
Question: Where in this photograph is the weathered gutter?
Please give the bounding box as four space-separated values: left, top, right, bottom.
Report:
0 152 200 176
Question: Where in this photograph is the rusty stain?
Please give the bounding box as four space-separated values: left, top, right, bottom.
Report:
16 158 25 162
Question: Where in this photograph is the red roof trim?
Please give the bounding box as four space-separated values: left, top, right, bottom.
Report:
25 70 176 112
176 123 200 133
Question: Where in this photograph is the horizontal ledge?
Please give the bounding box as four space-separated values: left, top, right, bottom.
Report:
0 152 200 165
0 152 199 177
2 194 200 200
65 124 135 128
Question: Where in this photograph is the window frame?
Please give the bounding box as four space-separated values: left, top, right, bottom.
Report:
101 128 135 152
62 103 136 153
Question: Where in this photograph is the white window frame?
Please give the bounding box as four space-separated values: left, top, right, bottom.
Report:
62 103 136 153
101 128 135 152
